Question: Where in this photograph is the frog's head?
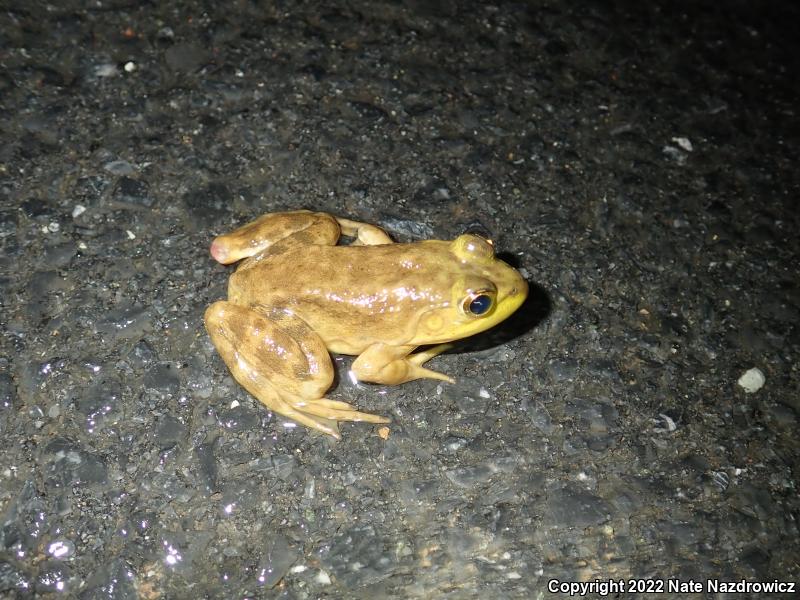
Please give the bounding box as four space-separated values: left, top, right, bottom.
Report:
409 234 528 345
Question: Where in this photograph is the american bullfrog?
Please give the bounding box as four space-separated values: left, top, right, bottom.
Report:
205 210 528 438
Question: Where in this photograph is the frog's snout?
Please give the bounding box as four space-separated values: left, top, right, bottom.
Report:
513 277 529 300
505 275 529 311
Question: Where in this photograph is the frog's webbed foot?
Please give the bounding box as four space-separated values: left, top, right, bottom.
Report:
247 385 344 438
262 394 388 439
205 301 389 438
351 343 455 385
209 210 341 265
288 398 389 439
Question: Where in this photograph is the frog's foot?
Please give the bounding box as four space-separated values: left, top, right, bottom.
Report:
335 217 393 245
351 343 456 385
265 394 389 439
210 210 340 265
205 301 387 438
247 386 343 438
290 398 389 438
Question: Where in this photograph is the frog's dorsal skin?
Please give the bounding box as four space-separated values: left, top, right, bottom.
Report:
205 210 528 438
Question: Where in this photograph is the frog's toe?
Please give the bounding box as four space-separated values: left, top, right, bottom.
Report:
282 407 341 439
406 344 456 383
408 365 455 384
296 398 391 425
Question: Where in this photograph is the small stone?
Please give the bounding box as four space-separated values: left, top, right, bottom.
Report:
155 415 187 450
737 367 765 394
445 465 494 488
114 177 154 207
143 363 180 395
662 145 687 165
671 136 693 151
156 26 175 41
44 241 77 267
255 533 296 588
47 539 75 560
94 304 153 343
316 570 332 585
104 160 135 176
94 63 118 77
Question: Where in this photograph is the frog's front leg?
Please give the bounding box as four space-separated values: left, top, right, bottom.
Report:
351 343 455 385
205 302 389 438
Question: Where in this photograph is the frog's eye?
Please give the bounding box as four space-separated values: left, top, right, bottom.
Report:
462 290 495 317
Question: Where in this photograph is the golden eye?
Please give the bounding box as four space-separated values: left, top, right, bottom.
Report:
462 291 494 316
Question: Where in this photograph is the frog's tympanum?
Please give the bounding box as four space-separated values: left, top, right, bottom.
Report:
205 211 528 438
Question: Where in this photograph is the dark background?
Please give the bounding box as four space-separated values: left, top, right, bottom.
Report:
1 1 798 597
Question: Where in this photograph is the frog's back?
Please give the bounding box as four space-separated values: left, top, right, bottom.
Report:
227 241 454 352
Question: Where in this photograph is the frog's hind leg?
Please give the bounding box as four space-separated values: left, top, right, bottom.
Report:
205 301 389 438
335 217 394 245
210 210 341 265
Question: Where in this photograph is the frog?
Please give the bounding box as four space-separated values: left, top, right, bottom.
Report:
204 210 528 438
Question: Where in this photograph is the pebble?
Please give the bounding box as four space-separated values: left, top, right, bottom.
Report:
547 357 578 382
47 539 76 560
522 398 555 433
93 304 153 343
321 524 399 588
43 438 108 487
93 63 118 77
113 177 154 208
143 363 180 395
193 441 219 494
155 415 187 450
103 160 136 176
0 373 16 411
44 241 77 267
737 367 765 393
545 486 614 529
256 534 298 588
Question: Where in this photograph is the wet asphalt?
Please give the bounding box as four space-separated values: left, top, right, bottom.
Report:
1 1 798 598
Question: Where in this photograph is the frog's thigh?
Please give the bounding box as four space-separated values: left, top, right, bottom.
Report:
351 343 455 385
205 302 388 438
210 210 340 264
335 217 393 245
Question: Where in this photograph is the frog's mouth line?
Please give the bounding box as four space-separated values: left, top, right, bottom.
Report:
408 279 528 346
